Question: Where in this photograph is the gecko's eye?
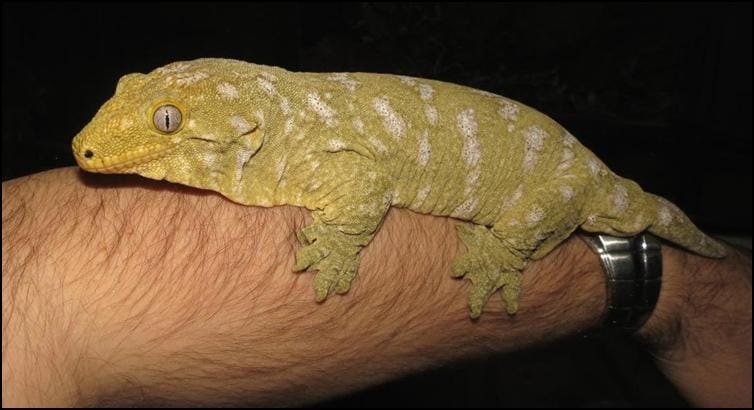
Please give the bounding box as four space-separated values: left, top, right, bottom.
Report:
153 104 182 133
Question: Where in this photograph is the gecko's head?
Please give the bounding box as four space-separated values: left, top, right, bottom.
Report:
72 59 268 191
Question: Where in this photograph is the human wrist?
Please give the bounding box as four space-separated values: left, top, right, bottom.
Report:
636 244 751 355
636 243 752 407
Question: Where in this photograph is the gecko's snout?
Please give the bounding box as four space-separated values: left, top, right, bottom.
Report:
71 136 98 170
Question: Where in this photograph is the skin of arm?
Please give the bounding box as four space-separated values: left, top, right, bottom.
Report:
2 168 751 407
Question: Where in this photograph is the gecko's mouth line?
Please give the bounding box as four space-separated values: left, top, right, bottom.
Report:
74 144 176 173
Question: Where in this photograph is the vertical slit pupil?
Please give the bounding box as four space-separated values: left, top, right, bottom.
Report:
164 110 170 130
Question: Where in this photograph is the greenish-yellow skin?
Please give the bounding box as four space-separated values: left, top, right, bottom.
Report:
72 58 726 318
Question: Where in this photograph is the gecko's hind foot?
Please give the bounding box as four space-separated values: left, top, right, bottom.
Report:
452 224 524 317
309 250 360 301
452 254 522 318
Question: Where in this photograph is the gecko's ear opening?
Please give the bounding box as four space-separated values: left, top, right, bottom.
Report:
115 73 147 94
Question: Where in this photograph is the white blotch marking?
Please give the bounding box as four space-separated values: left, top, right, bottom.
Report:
229 116 253 135
254 110 266 128
307 92 337 127
507 124 515 133
562 148 574 162
526 207 544 225
458 109 480 166
417 130 431 167
414 185 430 205
452 196 478 218
498 100 520 121
217 82 239 100
587 158 603 177
284 117 295 135
557 148 574 172
398 76 417 86
424 105 438 126
279 97 291 116
260 71 278 81
613 184 629 213
353 117 365 134
500 185 523 214
523 125 548 170
328 138 345 151
236 148 254 182
560 185 575 201
658 206 673 226
175 71 208 86
187 119 197 129
203 152 217 167
328 73 359 91
383 191 394 207
154 62 191 75
563 132 577 148
471 88 501 98
369 135 388 154
275 158 287 181
257 77 276 95
464 167 481 195
373 96 406 139
418 83 434 101
392 190 402 205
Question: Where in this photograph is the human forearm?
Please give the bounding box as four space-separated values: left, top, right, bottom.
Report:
2 168 606 406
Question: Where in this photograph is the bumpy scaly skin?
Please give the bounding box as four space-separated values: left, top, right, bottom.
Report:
72 58 727 318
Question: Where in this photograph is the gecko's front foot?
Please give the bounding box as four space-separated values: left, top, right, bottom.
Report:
294 223 366 302
451 224 524 318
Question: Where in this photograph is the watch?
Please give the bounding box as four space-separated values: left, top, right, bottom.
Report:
581 233 663 332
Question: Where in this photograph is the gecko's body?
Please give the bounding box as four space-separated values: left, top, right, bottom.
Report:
72 58 726 317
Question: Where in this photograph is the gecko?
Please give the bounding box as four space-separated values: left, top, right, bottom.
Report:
71 58 727 318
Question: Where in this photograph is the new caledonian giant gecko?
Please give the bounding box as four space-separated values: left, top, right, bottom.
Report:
72 59 727 318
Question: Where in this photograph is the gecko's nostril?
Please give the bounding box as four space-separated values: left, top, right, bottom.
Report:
84 150 94 159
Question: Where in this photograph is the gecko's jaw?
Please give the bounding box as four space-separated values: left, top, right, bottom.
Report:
73 142 176 174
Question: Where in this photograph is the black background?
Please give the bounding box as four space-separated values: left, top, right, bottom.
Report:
2 2 751 407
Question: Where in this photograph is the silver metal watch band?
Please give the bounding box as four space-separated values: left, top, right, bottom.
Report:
582 233 662 332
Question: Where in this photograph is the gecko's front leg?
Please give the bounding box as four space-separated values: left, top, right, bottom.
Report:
293 158 391 302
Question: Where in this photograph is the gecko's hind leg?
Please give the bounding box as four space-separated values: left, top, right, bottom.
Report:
453 175 587 318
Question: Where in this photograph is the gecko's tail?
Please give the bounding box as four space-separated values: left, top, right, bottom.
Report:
581 176 727 258
644 192 727 258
